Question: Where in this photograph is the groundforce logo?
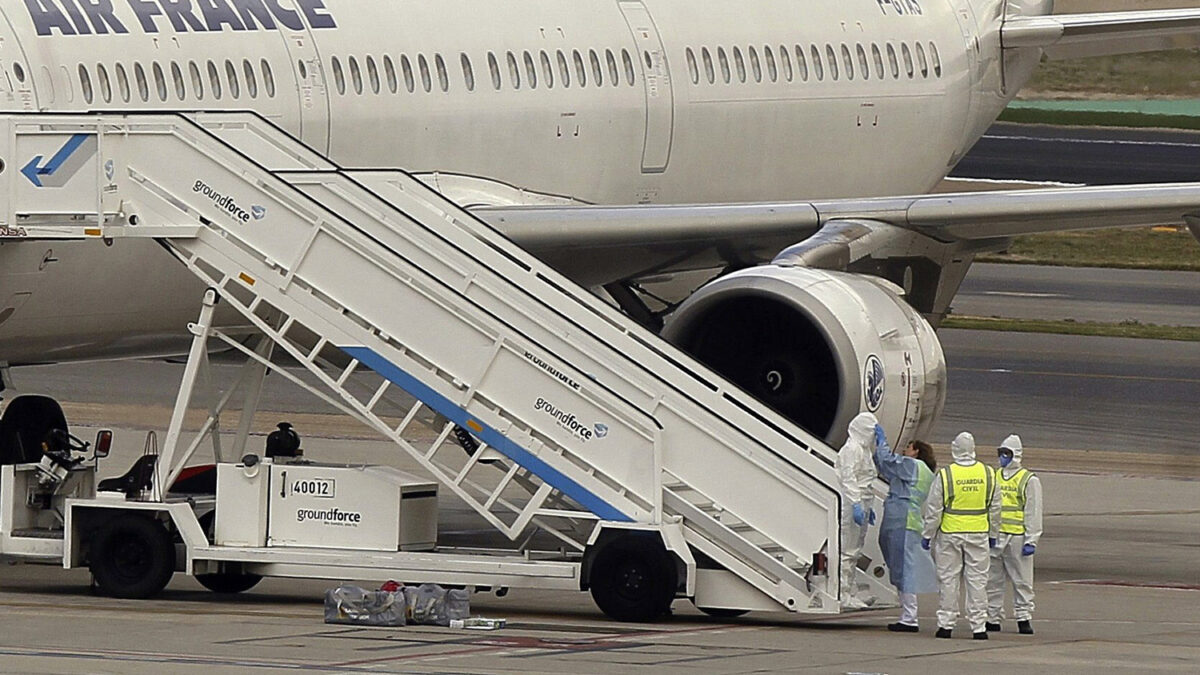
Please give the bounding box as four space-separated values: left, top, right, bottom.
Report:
523 351 580 391
193 179 263 224
296 507 361 526
534 397 600 441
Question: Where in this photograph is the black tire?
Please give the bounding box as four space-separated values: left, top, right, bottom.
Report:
589 536 677 622
90 514 176 599
195 571 262 594
695 604 750 619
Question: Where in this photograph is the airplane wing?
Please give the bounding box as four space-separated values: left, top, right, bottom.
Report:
1002 8 1200 59
475 182 1200 285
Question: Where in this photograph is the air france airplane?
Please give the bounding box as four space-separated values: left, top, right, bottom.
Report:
1 0 1199 449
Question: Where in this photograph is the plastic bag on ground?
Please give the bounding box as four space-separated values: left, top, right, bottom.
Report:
324 584 405 627
404 583 470 626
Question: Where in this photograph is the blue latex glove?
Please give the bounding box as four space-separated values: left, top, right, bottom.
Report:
921 538 931 551
873 424 888 452
869 508 877 525
1022 543 1036 556
989 537 998 549
852 503 866 526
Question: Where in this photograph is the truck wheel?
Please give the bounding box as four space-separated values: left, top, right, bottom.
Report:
90 513 175 599
196 572 262 594
589 536 676 622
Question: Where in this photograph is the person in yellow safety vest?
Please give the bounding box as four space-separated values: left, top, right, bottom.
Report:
921 431 1002 640
986 434 1043 635
835 412 880 609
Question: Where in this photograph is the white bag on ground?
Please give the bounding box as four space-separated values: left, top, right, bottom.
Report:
324 584 406 627
404 583 471 626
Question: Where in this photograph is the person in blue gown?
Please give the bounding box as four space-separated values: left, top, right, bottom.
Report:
873 425 939 632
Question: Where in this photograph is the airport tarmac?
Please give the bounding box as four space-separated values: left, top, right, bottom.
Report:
0 431 1196 674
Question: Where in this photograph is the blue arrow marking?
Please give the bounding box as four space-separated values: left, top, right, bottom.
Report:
22 134 98 188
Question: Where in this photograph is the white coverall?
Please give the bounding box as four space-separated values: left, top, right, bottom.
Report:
987 434 1043 623
836 412 879 608
922 432 1002 633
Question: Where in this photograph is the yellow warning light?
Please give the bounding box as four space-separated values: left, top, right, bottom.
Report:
466 419 483 433
84 228 102 236
239 272 256 286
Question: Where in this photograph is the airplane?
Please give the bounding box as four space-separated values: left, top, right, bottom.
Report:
1 0 1199 453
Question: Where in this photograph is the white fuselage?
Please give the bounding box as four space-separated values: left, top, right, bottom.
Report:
0 0 1015 364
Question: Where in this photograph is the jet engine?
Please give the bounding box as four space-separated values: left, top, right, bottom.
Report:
662 265 946 449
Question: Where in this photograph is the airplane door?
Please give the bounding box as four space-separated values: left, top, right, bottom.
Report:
278 28 331 155
0 11 36 110
618 1 674 173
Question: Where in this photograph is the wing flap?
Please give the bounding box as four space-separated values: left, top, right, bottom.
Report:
1003 9 1200 59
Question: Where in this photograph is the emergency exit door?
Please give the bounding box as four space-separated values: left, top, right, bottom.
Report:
619 1 674 173
278 28 330 155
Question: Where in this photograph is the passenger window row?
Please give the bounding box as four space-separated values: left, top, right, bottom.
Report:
331 47 639 96
77 59 276 105
684 40 941 86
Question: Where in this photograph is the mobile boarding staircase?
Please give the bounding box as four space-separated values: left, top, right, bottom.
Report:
1 112 894 619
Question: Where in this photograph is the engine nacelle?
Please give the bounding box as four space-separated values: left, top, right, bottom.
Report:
662 265 946 449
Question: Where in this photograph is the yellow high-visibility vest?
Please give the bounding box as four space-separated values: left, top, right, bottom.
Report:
999 468 1033 535
938 462 994 534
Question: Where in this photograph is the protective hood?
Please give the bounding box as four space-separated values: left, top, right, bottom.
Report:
1001 434 1024 468
951 431 976 465
847 412 878 450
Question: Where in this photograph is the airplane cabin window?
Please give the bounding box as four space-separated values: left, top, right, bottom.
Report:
243 59 258 98
383 55 397 93
298 59 307 80
435 54 449 92
401 55 415 93
606 49 619 86
261 60 275 98
915 42 928 78
749 46 762 83
556 50 570 88
523 51 537 89
779 44 793 82
886 43 899 79
331 56 345 95
826 44 838 81
901 43 914 78
506 51 521 90
97 63 112 103
78 64 93 104
188 61 203 101
685 47 698 85
418 54 432 93
623 49 635 85
840 43 852 81
366 55 380 94
717 46 730 84
349 55 363 95
153 62 168 101
539 50 553 89
796 45 810 82
573 50 587 87
701 47 714 84
857 43 870 80
871 43 884 80
732 46 745 83
116 63 131 102
171 61 186 100
764 45 777 82
462 53 475 92
929 42 942 78
135 63 149 102
225 59 240 99
810 45 822 81
207 61 222 99
12 62 25 83
487 52 501 90
589 49 603 86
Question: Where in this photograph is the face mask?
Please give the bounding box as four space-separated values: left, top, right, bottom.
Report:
998 453 1013 468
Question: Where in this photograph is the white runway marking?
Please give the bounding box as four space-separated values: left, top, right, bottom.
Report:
981 291 1068 298
982 133 1200 149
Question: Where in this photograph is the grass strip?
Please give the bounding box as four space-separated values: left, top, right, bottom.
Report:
941 315 1200 341
996 107 1200 130
977 227 1200 271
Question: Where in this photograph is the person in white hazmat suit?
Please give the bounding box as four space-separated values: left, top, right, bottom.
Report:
836 412 879 609
986 434 1043 635
921 431 1001 639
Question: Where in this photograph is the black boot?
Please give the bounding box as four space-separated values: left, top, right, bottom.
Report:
888 622 919 632
986 622 1002 632
1018 620 1034 635
973 631 989 640
935 627 952 639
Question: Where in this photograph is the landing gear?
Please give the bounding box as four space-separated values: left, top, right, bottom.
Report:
89 513 176 599
588 535 677 622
